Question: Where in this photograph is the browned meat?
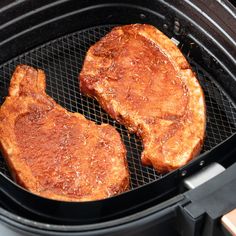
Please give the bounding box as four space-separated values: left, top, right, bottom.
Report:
80 24 206 173
0 65 129 201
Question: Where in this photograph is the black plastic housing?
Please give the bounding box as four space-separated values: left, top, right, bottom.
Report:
178 162 236 236
0 0 235 235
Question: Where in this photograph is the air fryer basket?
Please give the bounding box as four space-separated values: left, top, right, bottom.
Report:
0 25 235 190
0 0 235 233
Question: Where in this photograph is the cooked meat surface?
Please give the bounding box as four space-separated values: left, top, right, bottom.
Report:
0 65 129 201
80 24 206 173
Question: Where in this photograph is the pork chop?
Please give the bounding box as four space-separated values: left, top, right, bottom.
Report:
0 65 129 201
79 24 206 173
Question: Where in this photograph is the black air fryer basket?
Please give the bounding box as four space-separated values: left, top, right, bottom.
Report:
0 0 235 235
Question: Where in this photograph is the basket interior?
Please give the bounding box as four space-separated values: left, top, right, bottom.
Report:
0 25 235 191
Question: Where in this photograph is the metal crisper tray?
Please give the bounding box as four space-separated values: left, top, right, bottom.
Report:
0 25 235 190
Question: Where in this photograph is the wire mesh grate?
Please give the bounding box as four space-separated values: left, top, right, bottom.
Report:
0 25 236 190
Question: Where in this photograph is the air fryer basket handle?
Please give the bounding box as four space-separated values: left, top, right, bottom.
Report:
177 162 236 236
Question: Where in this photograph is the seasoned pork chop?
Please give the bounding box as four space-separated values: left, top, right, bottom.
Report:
0 65 129 201
80 24 206 173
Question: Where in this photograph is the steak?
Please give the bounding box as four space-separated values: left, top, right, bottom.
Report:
80 24 206 173
0 65 129 201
